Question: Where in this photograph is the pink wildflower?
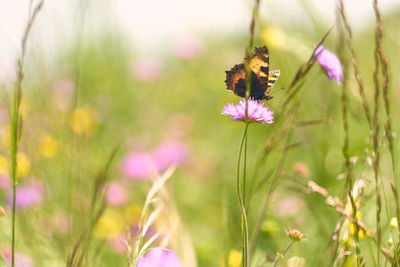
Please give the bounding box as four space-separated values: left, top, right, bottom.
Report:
122 141 188 180
152 141 188 171
314 45 344 85
221 99 274 124
137 248 182 267
132 57 163 82
7 178 45 210
106 182 127 206
1 247 33 267
174 35 204 60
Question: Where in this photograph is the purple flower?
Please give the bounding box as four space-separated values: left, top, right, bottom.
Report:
221 99 274 124
137 248 182 267
7 179 45 210
314 45 343 85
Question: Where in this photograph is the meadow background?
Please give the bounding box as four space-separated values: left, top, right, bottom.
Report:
0 0 400 266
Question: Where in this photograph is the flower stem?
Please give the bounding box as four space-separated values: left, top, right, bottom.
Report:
237 123 250 267
272 241 294 267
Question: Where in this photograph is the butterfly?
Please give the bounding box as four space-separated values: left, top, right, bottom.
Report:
225 46 280 100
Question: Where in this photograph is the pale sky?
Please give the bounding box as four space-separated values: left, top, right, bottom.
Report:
0 0 399 71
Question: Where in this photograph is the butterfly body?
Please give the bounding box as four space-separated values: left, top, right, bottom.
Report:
225 46 280 100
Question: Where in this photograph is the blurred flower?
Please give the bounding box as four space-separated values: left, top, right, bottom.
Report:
152 141 188 171
109 234 127 253
7 178 44 210
122 140 188 179
52 79 75 112
0 155 8 176
124 204 142 224
39 134 59 158
132 57 163 82
1 247 33 267
173 35 204 60
275 196 305 217
390 217 398 229
122 152 154 179
228 249 242 267
314 45 343 85
287 256 305 267
0 108 9 124
137 248 182 267
17 152 31 178
106 182 127 206
1 125 10 146
69 107 98 136
0 206 5 216
286 228 306 242
293 162 309 177
261 27 287 50
51 211 70 234
221 99 274 124
93 208 125 239
388 235 394 246
0 175 10 191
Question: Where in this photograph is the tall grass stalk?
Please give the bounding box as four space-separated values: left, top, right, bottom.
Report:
371 0 383 262
337 5 362 265
9 1 44 266
373 0 400 239
337 0 372 130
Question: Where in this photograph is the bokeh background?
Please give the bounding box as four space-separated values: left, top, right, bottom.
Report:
0 0 400 266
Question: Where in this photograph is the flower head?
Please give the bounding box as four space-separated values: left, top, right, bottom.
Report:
152 141 188 171
137 248 182 267
106 182 127 206
122 140 188 180
314 45 343 85
7 178 45 210
1 247 33 267
286 228 306 242
221 99 274 124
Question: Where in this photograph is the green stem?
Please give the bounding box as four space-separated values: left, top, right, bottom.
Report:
243 134 248 206
237 123 250 267
272 241 294 267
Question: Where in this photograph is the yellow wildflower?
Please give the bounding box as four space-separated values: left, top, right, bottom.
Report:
69 107 98 136
228 249 242 267
390 217 398 229
124 204 142 224
1 124 10 146
39 134 59 158
261 27 287 50
0 155 8 175
348 223 365 239
93 208 125 239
